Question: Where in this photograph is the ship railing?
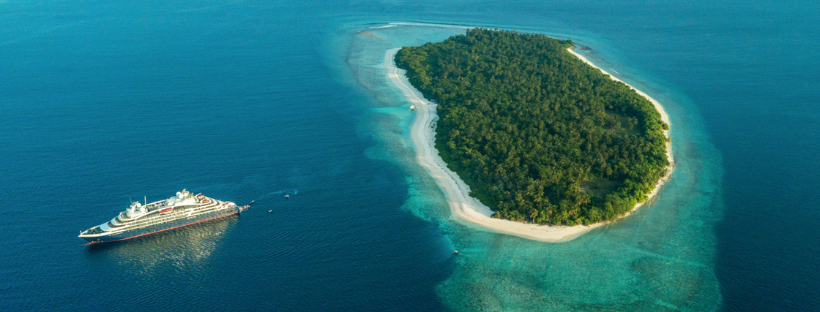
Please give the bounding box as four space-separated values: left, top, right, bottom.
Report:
81 226 103 235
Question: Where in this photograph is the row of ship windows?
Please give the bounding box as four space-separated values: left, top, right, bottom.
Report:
108 207 228 230
116 204 218 224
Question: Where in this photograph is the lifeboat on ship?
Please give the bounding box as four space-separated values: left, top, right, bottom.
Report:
160 207 174 214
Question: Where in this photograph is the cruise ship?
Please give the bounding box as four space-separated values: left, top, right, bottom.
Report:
79 189 246 244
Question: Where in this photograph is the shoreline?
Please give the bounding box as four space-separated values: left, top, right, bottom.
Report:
385 47 674 242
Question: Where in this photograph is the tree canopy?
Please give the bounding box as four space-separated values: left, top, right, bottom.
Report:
395 28 669 225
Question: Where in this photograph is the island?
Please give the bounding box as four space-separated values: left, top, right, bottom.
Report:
387 28 673 241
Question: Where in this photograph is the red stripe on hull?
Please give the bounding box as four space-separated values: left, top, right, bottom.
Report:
83 211 239 245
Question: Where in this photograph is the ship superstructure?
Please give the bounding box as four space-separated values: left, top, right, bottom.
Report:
79 189 243 244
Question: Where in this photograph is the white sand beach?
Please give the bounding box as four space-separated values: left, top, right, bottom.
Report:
385 47 674 242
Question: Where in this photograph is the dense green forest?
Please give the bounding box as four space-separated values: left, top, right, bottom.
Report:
395 28 669 225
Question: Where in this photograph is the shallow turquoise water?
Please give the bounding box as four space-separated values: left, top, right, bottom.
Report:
349 24 723 311
3 0 819 310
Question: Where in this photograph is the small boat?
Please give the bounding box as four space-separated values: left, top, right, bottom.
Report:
453 250 459 255
268 210 273 213
249 200 255 205
285 194 289 199
409 105 416 111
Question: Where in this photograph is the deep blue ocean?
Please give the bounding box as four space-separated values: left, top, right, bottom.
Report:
2 0 818 311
